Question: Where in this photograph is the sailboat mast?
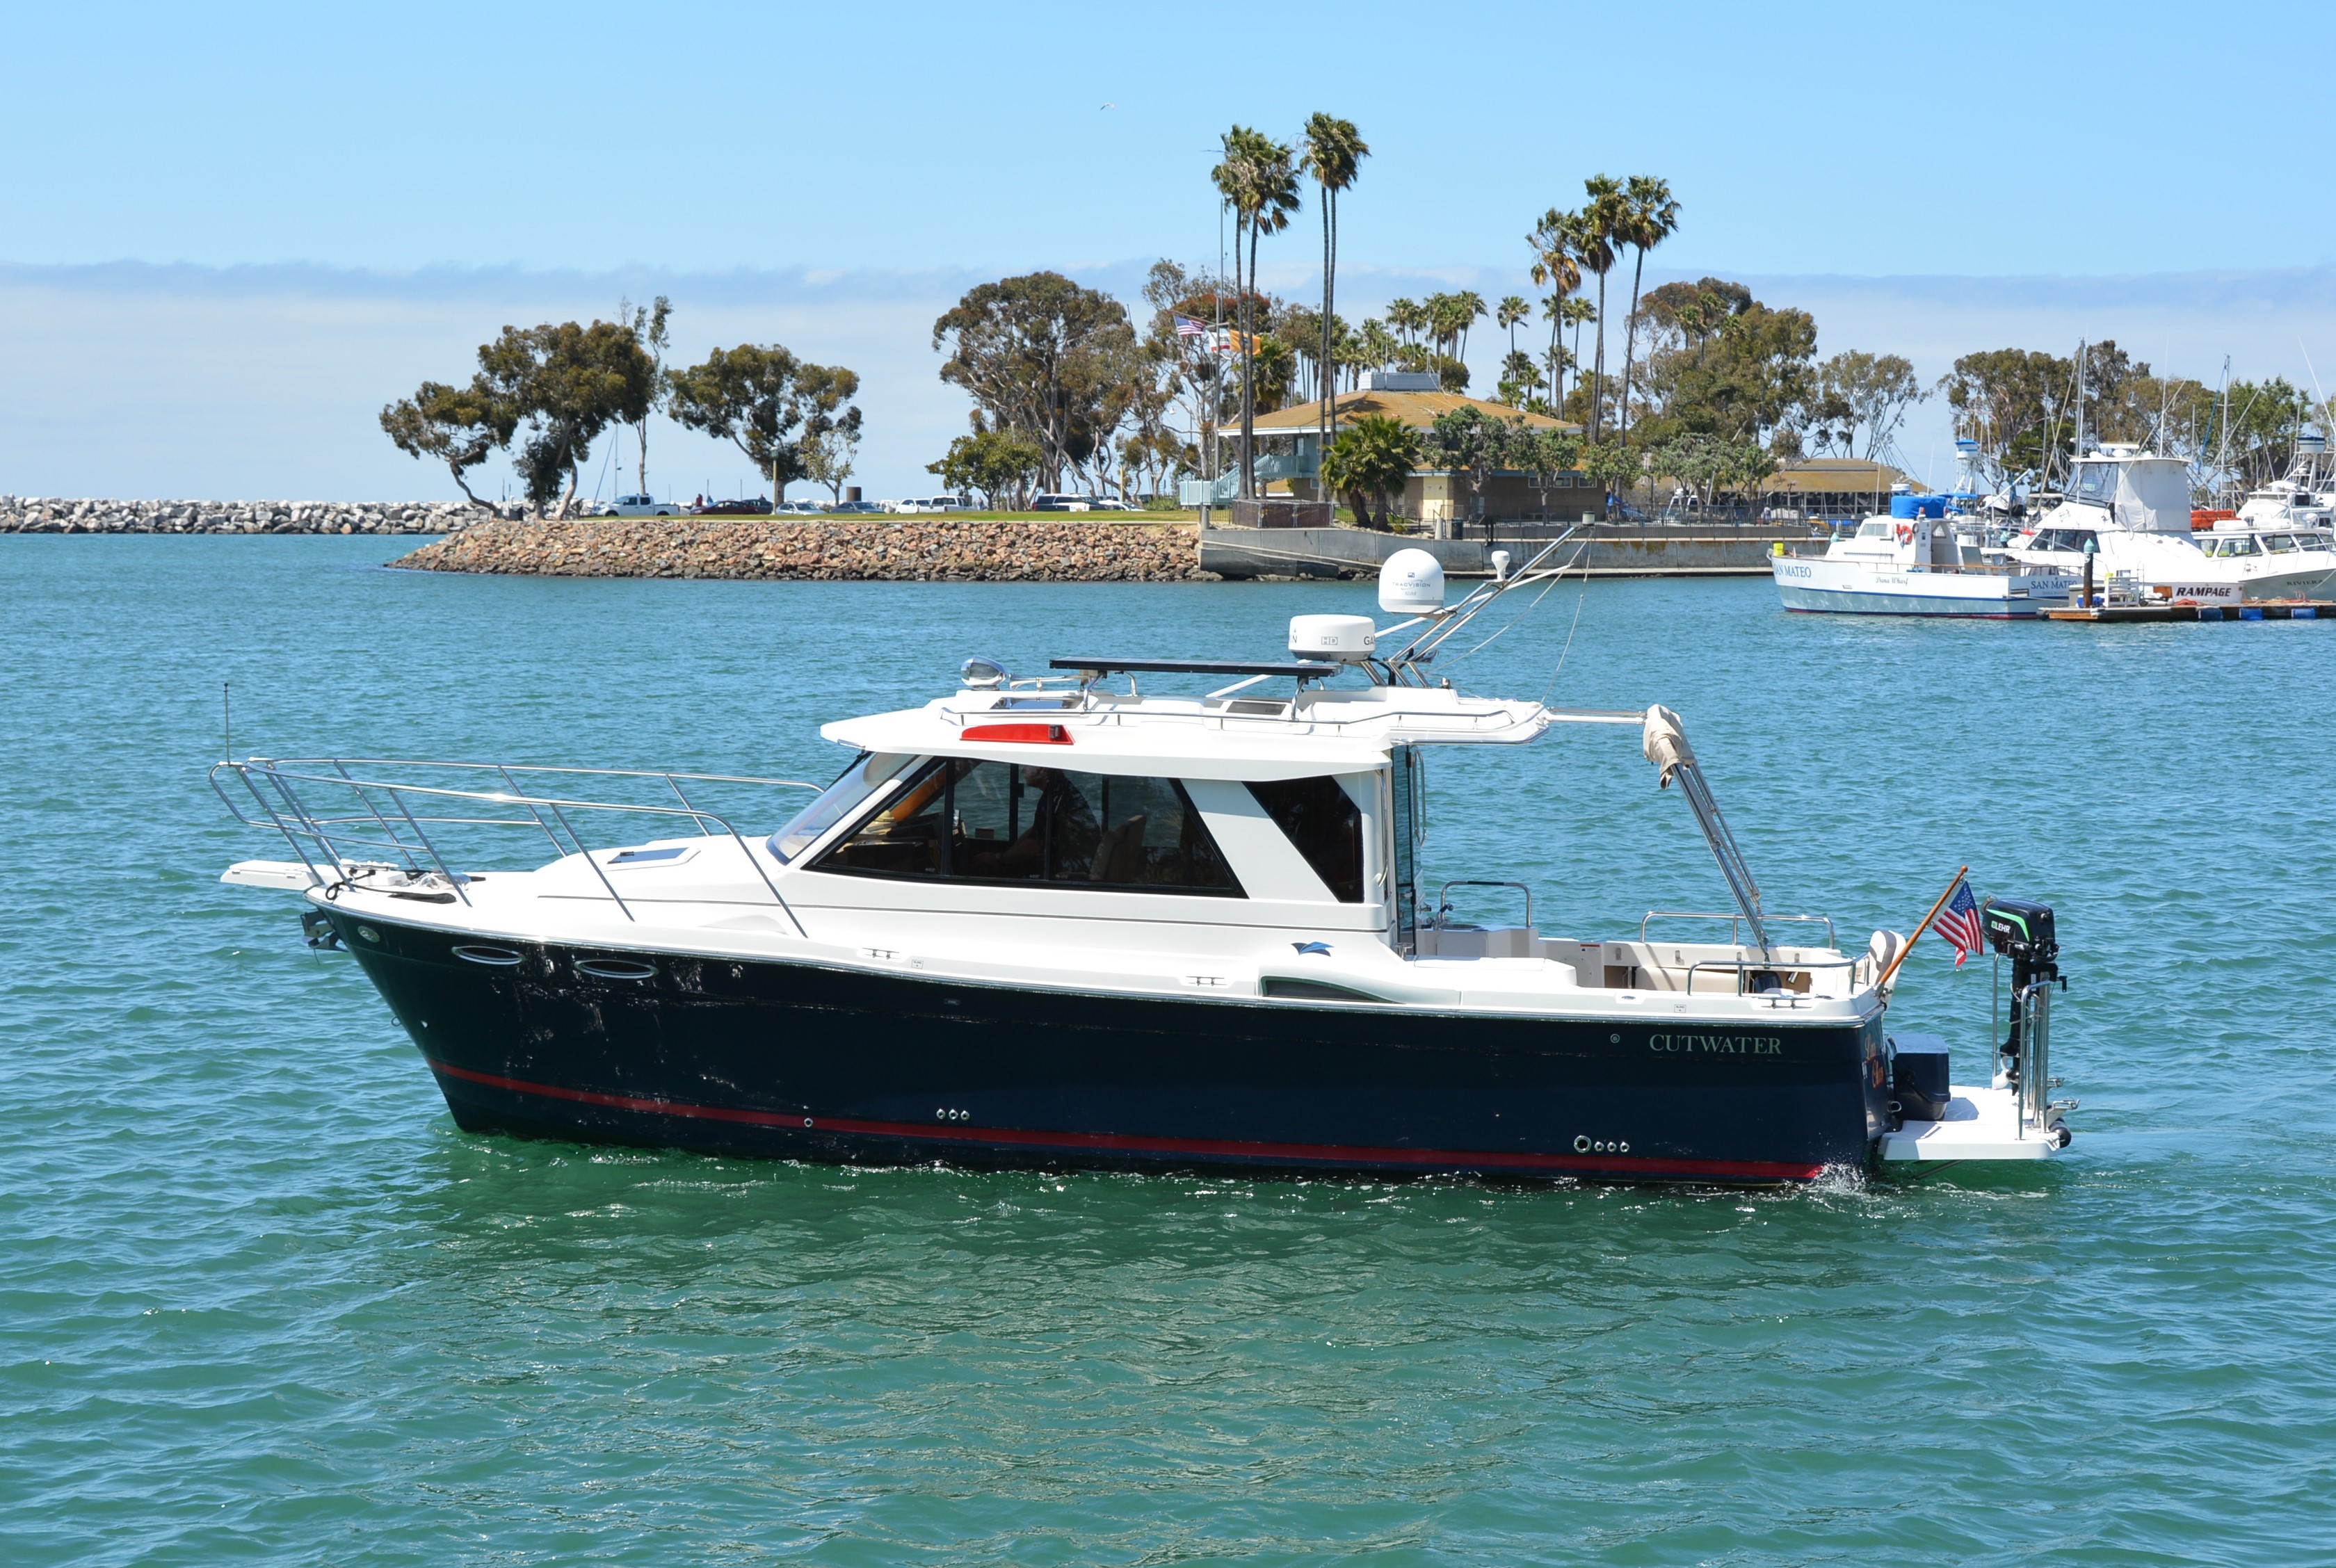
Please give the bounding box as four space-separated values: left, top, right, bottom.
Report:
2074 339 2086 464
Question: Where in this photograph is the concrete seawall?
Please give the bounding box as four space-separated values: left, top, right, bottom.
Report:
1 496 494 534
1200 524 1806 579
391 517 1214 581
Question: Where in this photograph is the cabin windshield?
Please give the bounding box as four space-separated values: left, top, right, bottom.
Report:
768 752 909 862
813 758 1241 894
2073 463 2113 502
1856 519 1891 540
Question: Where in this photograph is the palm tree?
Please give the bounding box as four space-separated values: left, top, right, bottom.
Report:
1615 175 1680 444
1497 295 1529 362
1387 297 1424 348
1319 413 1420 531
1577 175 1625 440
1561 296 1596 407
1213 127 1300 499
1300 113 1368 491
1527 207 1581 412
1450 291 1486 367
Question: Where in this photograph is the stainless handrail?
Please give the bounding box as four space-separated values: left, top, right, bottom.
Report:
1681 954 1864 996
1641 910 1837 948
1434 879 1532 930
210 757 821 935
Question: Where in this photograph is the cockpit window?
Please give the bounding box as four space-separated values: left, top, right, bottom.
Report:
767 752 910 862
812 759 1241 894
2073 463 2111 501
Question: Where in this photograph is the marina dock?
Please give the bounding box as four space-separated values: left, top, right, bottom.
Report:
2043 599 2327 623
1200 522 1805 581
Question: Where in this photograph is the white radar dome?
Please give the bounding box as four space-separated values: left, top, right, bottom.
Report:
1288 614 1376 662
1379 548 1446 613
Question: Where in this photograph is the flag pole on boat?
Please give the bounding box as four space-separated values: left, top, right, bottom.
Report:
1876 864 1970 994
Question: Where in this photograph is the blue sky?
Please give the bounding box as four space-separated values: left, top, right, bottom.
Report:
6 0 2335 500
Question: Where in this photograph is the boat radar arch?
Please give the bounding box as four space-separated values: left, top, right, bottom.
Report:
1380 549 1446 614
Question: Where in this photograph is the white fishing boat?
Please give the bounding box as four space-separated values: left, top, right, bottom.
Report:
209 544 2075 1183
2232 434 2336 531
1773 508 2077 617
2004 444 2336 604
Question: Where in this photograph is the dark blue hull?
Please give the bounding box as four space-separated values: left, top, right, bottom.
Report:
328 908 1893 1184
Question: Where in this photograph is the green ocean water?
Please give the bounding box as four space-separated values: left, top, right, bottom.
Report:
3 535 2333 1566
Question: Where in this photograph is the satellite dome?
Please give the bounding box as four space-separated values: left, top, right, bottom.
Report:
1379 549 1445 614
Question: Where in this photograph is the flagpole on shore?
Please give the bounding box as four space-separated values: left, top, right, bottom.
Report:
1875 864 1970 994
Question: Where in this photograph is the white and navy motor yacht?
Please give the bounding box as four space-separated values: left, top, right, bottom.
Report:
215 549 2074 1183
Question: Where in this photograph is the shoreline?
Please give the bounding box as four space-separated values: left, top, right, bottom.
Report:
1 496 494 535
389 517 1216 582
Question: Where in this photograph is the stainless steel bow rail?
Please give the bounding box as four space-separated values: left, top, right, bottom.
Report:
210 757 821 927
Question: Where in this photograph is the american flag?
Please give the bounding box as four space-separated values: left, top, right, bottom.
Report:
1175 315 1207 337
1933 878 1984 967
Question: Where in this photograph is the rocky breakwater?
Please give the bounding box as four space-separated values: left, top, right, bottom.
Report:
1 496 496 535
392 517 1212 582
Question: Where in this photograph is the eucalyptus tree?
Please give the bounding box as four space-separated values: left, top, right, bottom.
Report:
380 378 515 508
1214 126 1301 497
1300 113 1368 466
617 294 672 494
477 319 660 517
1816 350 1924 460
668 342 861 507
1527 208 1581 412
1577 175 1625 439
931 271 1135 494
1614 176 1679 443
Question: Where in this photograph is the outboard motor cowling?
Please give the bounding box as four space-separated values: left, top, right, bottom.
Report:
1984 898 2061 1085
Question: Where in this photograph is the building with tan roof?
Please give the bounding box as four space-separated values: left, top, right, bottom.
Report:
1187 371 1595 528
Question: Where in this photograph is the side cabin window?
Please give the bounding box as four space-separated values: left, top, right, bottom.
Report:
2072 463 2112 502
1389 745 1422 954
814 758 1241 894
1246 776 1364 902
1856 519 1892 540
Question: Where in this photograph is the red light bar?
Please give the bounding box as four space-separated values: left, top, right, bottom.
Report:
962 723 1072 744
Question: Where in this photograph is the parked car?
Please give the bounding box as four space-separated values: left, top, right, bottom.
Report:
773 499 827 515
602 494 678 517
692 497 773 516
886 496 967 514
1084 497 1136 512
827 500 885 515
1028 493 1091 512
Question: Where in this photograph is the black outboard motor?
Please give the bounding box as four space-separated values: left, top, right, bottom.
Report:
1983 898 2061 1090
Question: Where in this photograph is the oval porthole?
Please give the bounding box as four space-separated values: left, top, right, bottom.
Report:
575 957 656 981
355 926 381 944
452 945 524 967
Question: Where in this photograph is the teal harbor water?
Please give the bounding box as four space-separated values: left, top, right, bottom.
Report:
3 535 2333 1565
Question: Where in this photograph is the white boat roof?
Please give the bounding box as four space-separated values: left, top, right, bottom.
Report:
822 682 1634 779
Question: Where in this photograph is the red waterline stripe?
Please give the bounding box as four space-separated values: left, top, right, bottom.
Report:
425 1060 1824 1181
